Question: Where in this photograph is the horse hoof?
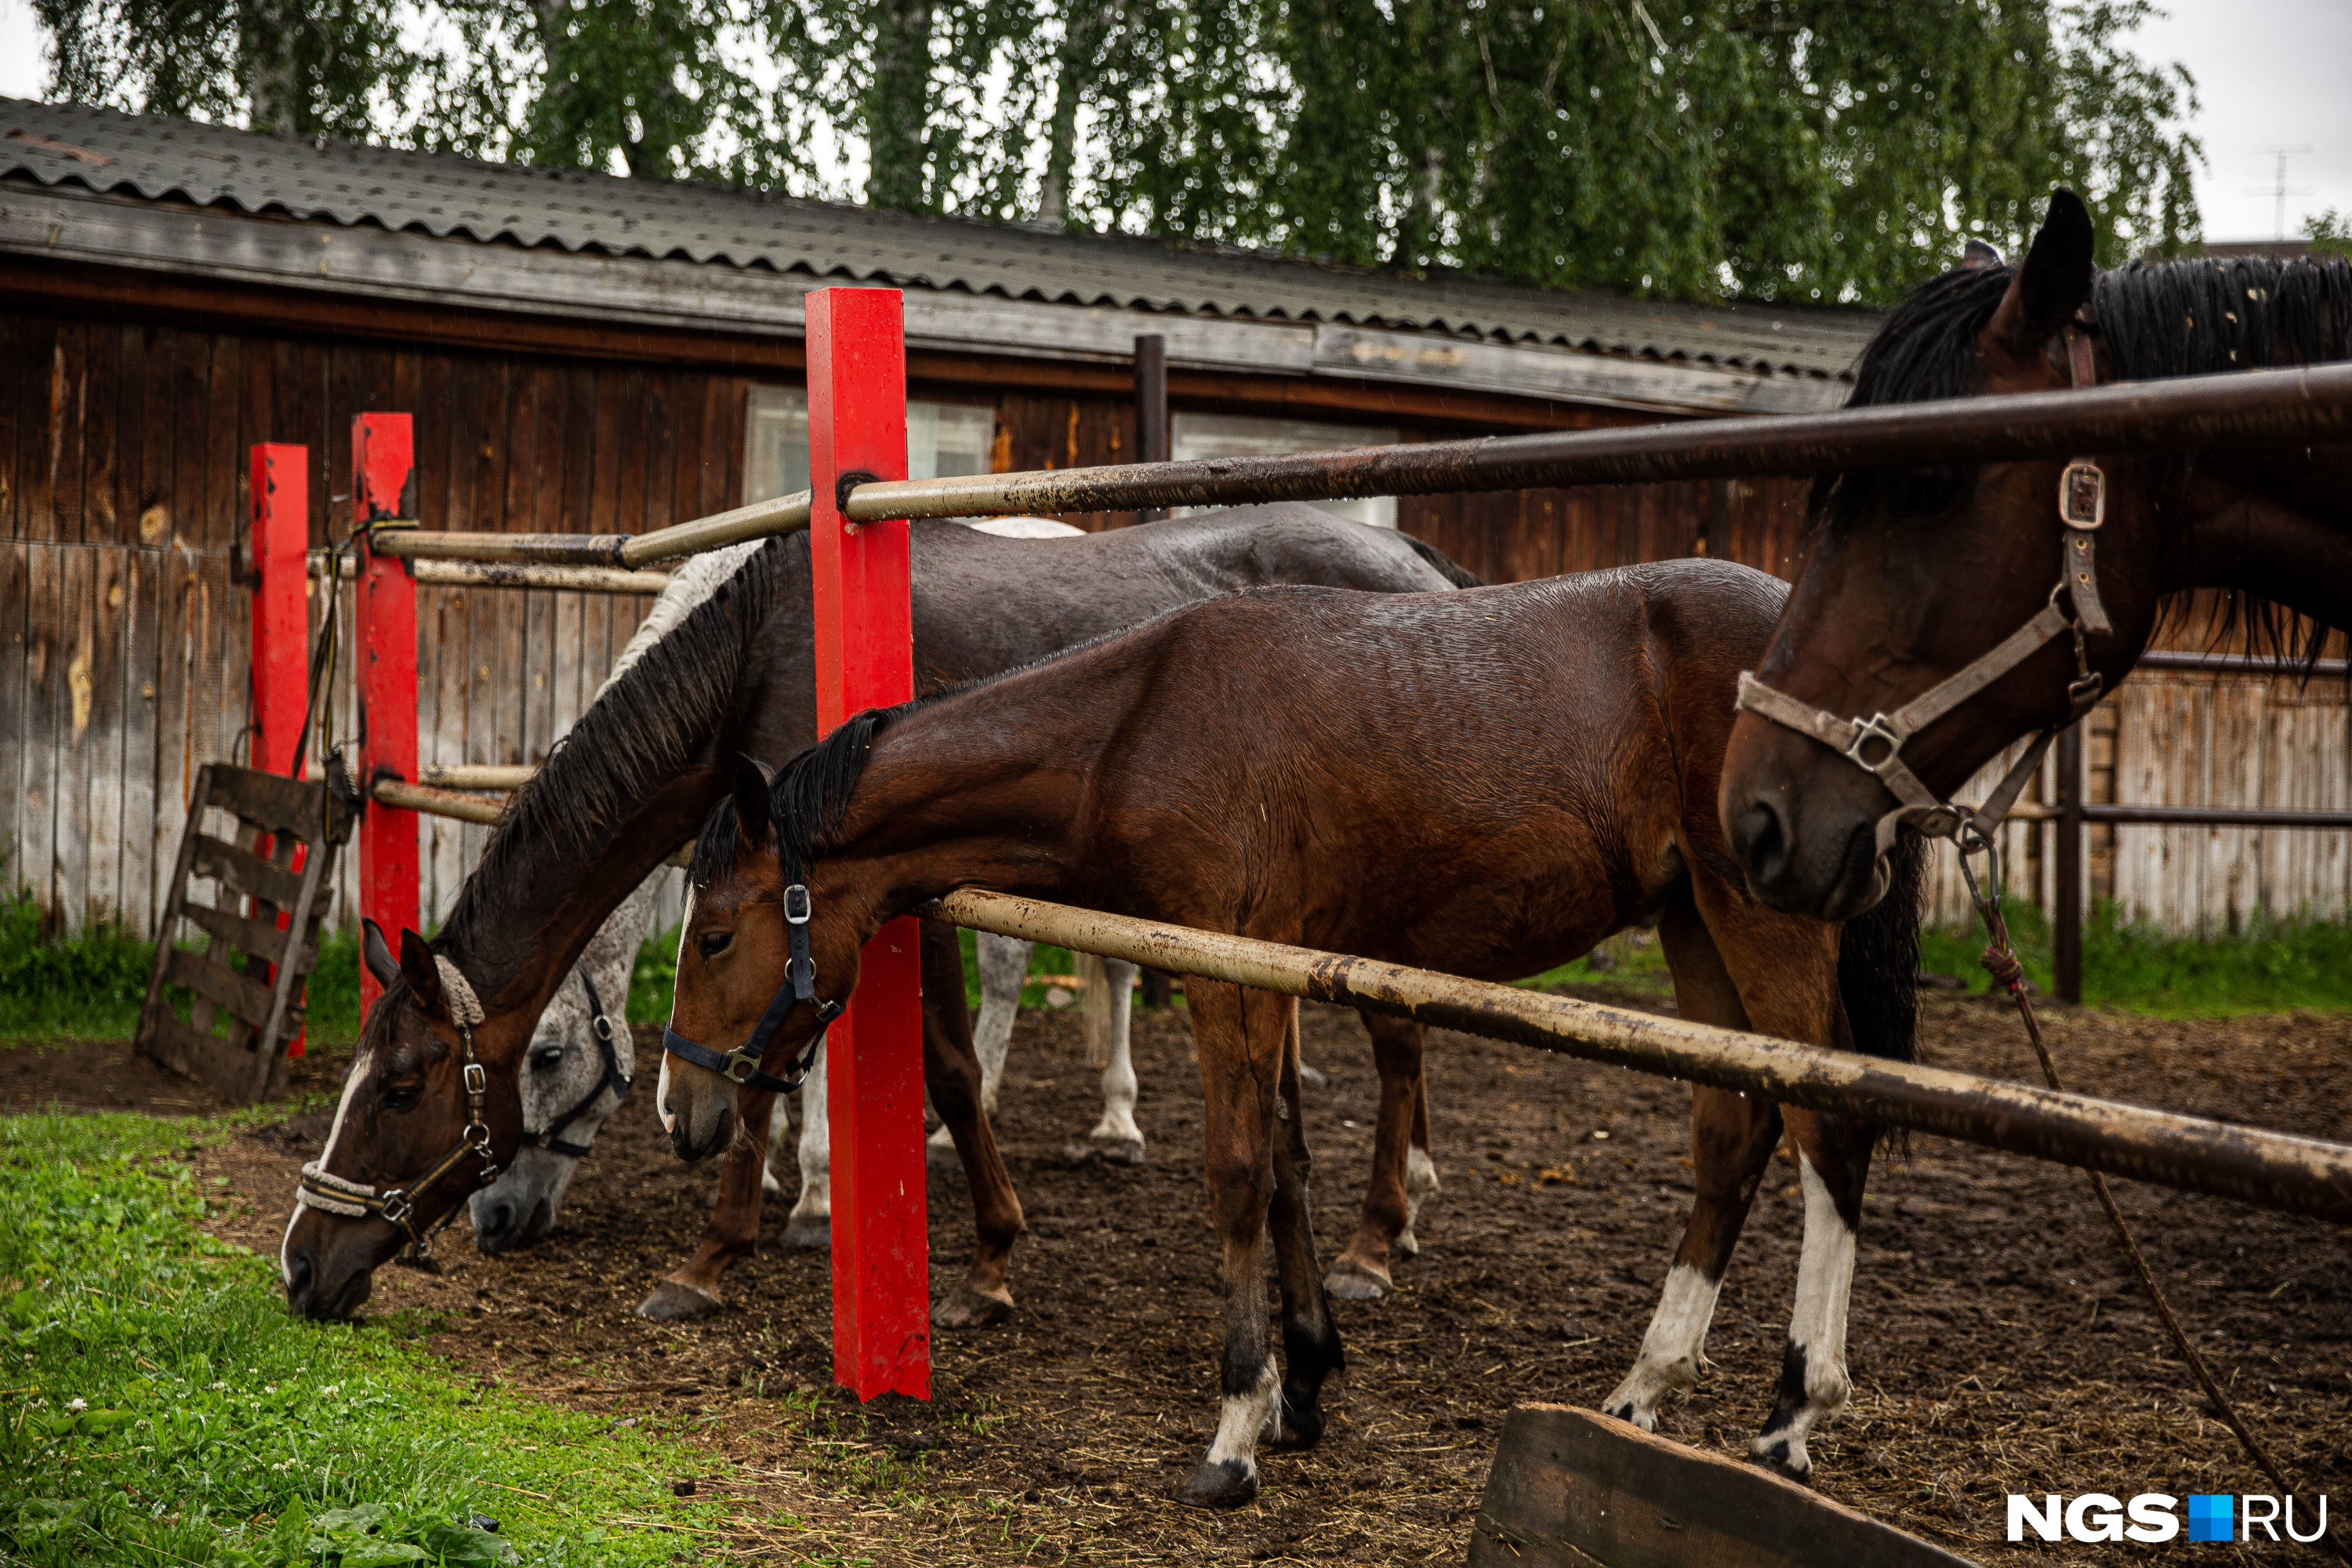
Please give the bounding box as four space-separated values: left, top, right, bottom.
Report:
1177 1458 1258 1510
1322 1258 1390 1302
1265 1403 1323 1452
1087 1134 1145 1166
1751 1438 1811 1484
636 1281 721 1321
932 1284 1016 1330
781 1214 833 1250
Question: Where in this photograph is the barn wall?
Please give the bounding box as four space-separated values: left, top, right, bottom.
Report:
8 307 2349 943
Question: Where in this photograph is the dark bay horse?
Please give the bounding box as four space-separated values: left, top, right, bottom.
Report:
659 559 1924 1505
279 508 1474 1327
1724 188 2352 919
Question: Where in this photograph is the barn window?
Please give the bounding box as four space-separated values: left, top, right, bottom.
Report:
744 387 997 503
1168 413 1400 528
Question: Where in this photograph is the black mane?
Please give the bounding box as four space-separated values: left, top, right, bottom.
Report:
441 533 804 954
689 707 895 889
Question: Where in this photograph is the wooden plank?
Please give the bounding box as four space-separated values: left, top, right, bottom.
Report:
179 895 321 973
135 763 211 1063
108 323 143 548
49 545 93 930
20 543 62 915
165 943 277 1029
82 325 123 543
118 548 160 936
0 312 20 542
47 323 86 544
85 546 129 927
140 1010 245 1097
191 831 307 909
0 543 25 894
205 763 338 841
1468 1406 1976 1568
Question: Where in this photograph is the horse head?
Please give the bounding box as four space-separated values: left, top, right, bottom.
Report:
281 921 534 1318
1723 190 2161 920
661 754 874 1163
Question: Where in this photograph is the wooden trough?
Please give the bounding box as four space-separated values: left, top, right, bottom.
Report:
1468 1406 1977 1568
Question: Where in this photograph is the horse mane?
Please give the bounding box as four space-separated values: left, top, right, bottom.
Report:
689 707 895 888
1817 251 2352 663
441 532 805 953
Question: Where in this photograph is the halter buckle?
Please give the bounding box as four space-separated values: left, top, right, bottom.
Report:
462 1062 486 1097
592 1013 615 1044
1842 713 1906 771
379 1189 412 1226
2059 461 2106 529
783 884 812 925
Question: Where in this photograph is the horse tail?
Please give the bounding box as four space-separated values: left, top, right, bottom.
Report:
1078 952 1115 1066
1836 829 1925 1065
1403 533 1485 589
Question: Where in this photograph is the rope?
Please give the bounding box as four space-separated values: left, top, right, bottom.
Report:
292 1162 372 1217
434 955 486 1029
1958 840 2343 1561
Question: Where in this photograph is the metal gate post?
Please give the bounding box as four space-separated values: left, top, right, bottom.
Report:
1134 334 1168 524
249 442 312 1054
354 414 419 1020
2054 721 2085 1004
806 288 930 1400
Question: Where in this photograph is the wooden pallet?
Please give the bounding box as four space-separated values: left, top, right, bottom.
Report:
1468 1405 1978 1568
135 764 350 1105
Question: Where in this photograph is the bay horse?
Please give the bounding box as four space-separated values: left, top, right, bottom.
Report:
1723 188 2352 920
658 558 1924 1506
280 507 1475 1327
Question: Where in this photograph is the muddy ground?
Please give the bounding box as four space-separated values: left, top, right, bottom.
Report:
17 986 2352 1566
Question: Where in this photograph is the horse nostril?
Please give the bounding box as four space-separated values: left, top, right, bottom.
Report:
285 1253 314 1315
1734 796 1791 887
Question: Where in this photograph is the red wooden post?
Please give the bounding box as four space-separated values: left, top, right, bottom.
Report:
250 443 311 1054
354 414 419 1020
806 288 929 1400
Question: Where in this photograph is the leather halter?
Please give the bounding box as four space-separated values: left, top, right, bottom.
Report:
534 963 634 1159
295 955 501 1262
1737 322 2114 852
662 815 844 1098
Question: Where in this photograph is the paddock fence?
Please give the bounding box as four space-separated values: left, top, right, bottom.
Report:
235 302 2352 1401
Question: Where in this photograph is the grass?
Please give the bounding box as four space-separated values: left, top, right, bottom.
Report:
0 889 363 1047
1919 897 2352 1017
0 1109 741 1566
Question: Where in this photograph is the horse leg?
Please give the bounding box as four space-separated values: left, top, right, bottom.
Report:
1399 1050 1439 1257
1324 1009 1425 1301
760 1091 788 1196
1679 865 1869 1480
931 933 1028 1168
782 1044 832 1249
1602 893 1784 1429
637 1089 776 1320
1265 998 1345 1453
1085 957 1145 1163
1178 980 1287 1510
923 920 1025 1328
1752 1105 1877 1480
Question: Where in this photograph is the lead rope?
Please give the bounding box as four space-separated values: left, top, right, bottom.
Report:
1955 831 2343 1559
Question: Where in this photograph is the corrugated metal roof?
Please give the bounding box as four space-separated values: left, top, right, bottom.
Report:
2 97 1878 382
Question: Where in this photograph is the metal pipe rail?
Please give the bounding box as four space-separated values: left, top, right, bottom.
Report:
918 888 2352 1225
371 491 813 570
2138 651 2352 677
310 552 671 595
853 362 2352 522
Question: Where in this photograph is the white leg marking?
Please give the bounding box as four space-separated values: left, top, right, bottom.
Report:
1396 1142 1441 1256
971 934 1029 1120
1206 1358 1282 1474
761 1096 789 1196
1603 1261 1724 1430
1087 960 1143 1155
1754 1153 1857 1476
784 1043 832 1242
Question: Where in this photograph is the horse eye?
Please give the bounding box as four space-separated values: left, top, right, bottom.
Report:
381 1081 423 1113
533 1047 565 1070
698 931 733 960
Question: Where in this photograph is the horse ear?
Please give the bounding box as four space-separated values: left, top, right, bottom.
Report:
733 753 774 855
1984 189 2093 366
397 928 444 1014
1960 238 2004 270
361 918 400 989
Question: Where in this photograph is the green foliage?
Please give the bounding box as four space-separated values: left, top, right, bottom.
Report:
1918 898 2352 1017
2306 209 2352 260
35 0 2201 304
0 1110 731 1566
0 888 363 1047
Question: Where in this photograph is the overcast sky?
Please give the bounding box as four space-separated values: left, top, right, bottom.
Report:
2 0 2347 241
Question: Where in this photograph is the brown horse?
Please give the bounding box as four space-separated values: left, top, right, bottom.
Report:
659 559 1924 1506
279 508 1474 1328
1723 189 2352 920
